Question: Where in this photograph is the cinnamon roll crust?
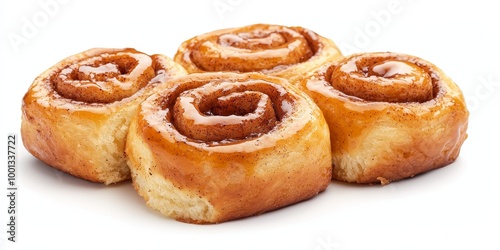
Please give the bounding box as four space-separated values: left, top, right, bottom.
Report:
300 52 469 184
126 72 332 223
174 24 343 85
21 48 187 184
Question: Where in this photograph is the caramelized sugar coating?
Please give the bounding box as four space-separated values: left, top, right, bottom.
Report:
21 48 186 184
298 52 469 184
126 72 332 223
174 23 343 85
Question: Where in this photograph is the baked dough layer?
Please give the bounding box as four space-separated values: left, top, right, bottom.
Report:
174 23 342 85
299 52 469 184
126 72 332 223
21 48 186 184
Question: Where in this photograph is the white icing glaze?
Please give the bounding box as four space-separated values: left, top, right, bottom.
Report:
372 61 416 78
180 89 271 126
339 59 358 73
78 63 120 75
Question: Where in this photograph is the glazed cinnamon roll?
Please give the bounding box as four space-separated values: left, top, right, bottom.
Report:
174 23 342 85
125 72 332 223
299 52 469 184
21 48 187 184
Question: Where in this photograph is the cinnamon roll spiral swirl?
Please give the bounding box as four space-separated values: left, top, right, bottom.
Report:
126 72 332 223
21 48 187 184
174 23 342 85
299 52 469 184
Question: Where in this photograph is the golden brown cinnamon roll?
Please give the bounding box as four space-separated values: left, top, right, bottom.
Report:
174 23 342 85
298 52 469 184
21 48 187 184
125 72 332 223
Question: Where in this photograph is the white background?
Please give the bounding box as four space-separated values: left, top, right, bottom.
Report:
1 0 499 249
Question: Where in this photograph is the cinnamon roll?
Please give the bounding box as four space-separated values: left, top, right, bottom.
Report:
174 23 342 85
298 52 469 184
125 72 332 223
21 48 187 184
